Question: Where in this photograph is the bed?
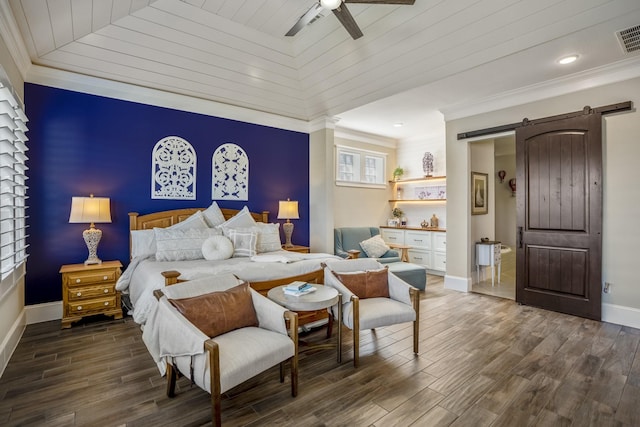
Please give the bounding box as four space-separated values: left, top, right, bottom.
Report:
117 204 339 325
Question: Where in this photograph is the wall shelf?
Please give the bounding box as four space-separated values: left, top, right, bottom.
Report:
390 176 446 184
389 199 446 202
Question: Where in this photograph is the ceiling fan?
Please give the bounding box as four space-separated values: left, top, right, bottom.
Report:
285 0 415 40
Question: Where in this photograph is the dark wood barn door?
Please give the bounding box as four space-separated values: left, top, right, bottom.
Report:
515 111 602 320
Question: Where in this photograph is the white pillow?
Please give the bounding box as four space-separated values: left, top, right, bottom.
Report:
359 234 390 258
154 228 221 261
225 228 258 257
169 210 209 231
255 223 282 253
131 229 156 258
201 235 234 260
219 206 257 231
202 201 226 227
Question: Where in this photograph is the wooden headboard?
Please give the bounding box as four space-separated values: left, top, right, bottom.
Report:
128 207 269 231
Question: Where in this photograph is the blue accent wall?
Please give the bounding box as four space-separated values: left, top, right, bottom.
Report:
24 83 310 306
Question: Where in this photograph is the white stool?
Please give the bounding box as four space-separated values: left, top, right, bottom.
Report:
476 241 501 286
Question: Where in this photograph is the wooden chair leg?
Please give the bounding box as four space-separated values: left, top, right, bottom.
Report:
166 361 177 397
410 287 420 355
205 340 222 427
290 356 298 397
279 362 285 383
352 296 360 368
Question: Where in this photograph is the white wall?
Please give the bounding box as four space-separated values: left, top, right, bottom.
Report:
445 76 640 327
494 150 517 250
470 139 495 276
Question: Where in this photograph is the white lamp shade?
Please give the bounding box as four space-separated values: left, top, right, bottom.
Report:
69 196 112 224
277 200 299 220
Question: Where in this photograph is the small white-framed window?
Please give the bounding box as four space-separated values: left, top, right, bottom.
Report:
336 145 386 188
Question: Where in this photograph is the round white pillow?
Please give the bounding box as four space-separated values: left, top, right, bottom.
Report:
202 235 234 261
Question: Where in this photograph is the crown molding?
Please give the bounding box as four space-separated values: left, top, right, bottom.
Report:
441 57 640 121
0 0 31 78
334 127 397 148
308 116 340 133
25 65 311 134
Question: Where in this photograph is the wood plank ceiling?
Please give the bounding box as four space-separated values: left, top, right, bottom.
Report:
7 0 640 129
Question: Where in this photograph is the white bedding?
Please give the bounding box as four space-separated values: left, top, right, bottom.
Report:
116 250 339 324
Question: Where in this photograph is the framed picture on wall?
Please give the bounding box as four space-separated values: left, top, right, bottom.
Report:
471 171 489 215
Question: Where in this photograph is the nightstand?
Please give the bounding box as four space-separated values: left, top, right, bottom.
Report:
282 245 310 253
60 260 123 329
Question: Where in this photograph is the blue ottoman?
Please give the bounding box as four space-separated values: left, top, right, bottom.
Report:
388 262 427 291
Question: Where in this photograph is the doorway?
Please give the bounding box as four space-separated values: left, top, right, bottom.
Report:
471 136 516 300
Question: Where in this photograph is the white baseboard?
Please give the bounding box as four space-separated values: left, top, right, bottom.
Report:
444 274 471 292
25 301 62 325
602 303 640 330
0 310 25 378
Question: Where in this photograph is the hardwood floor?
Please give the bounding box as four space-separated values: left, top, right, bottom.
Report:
2 275 639 426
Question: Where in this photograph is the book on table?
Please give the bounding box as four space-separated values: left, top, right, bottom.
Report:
283 282 316 296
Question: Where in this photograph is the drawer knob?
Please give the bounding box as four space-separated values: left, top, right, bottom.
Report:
76 292 82 297
77 306 82 311
76 279 81 284
103 275 108 280
103 288 109 293
104 302 109 306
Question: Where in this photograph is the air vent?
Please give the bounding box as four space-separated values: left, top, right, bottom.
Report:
616 25 640 53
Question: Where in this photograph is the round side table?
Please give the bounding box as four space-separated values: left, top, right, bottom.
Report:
268 284 342 363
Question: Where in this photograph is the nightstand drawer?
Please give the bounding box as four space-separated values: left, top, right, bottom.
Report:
67 296 117 315
67 283 116 301
65 270 117 286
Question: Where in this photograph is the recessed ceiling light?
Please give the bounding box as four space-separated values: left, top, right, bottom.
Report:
393 122 404 128
558 55 579 65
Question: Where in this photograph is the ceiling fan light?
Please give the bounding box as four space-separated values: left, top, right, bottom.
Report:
320 0 342 10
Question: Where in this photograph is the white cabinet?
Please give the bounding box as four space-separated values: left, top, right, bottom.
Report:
475 241 501 286
380 228 446 275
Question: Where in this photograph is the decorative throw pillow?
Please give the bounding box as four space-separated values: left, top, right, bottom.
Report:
154 228 221 261
202 235 234 260
168 210 210 231
202 201 226 228
168 282 258 338
219 206 257 231
225 228 258 257
234 223 281 253
332 267 390 299
359 234 390 258
131 229 157 258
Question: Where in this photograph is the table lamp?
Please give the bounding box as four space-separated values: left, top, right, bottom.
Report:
69 194 112 265
277 199 299 248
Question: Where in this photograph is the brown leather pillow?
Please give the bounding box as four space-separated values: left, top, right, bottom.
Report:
332 267 389 299
169 282 258 338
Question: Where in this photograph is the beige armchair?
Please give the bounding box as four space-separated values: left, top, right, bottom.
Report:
142 274 298 426
323 258 419 367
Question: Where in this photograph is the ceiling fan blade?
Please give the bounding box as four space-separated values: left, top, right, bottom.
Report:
285 3 324 37
333 4 363 40
344 0 415 4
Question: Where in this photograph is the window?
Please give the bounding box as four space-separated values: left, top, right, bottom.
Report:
0 82 29 287
336 146 386 188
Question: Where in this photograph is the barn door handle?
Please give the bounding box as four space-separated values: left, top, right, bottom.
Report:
517 227 523 248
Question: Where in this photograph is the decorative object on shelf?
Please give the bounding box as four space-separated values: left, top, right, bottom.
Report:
421 219 429 229
498 170 506 183
392 207 403 219
401 217 407 227
68 195 112 265
415 187 429 200
388 218 399 227
397 187 403 200
508 178 517 196
430 214 439 228
392 166 404 181
277 198 299 248
152 136 196 200
213 143 249 201
471 171 489 215
422 152 434 177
